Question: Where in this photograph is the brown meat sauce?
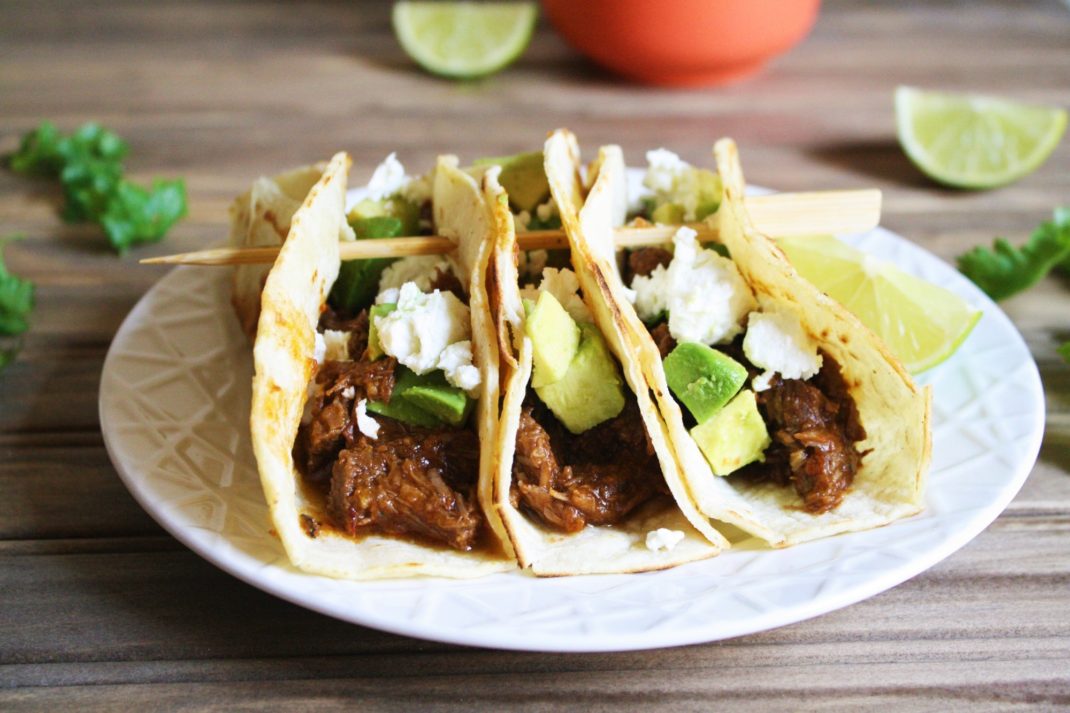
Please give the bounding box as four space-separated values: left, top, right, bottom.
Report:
510 396 668 533
293 308 489 552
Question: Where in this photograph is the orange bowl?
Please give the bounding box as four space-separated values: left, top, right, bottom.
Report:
541 0 821 87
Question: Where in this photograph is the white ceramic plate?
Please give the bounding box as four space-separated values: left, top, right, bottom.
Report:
100 190 1044 652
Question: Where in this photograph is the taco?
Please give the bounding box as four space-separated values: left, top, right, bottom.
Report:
250 151 514 579
550 130 931 547
484 139 726 576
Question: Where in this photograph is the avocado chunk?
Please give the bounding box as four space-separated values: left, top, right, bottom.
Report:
664 342 748 424
365 367 473 428
348 196 420 236
525 291 581 389
401 372 473 427
473 151 549 213
367 302 398 360
690 389 770 476
651 202 685 225
535 323 626 434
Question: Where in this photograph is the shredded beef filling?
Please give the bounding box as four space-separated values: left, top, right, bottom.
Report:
649 322 676 359
293 309 484 551
428 267 466 301
625 246 673 283
330 422 482 551
510 397 667 533
740 355 866 514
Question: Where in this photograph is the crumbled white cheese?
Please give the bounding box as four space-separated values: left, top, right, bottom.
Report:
376 287 400 305
313 332 326 364
631 227 756 345
438 341 481 393
516 249 549 282
645 528 686 552
642 149 721 222
322 329 350 362
401 171 432 205
537 268 591 323
535 198 557 223
341 386 355 400
355 399 380 440
643 148 691 195
743 310 823 391
366 152 407 201
373 282 481 392
378 255 455 294
514 210 532 232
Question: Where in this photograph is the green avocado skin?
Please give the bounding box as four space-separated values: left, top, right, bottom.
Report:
663 342 748 424
366 367 472 428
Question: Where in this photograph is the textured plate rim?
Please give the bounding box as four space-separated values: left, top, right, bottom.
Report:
100 203 1045 654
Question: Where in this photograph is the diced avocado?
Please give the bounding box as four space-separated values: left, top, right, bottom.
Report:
664 342 748 423
522 298 536 317
348 196 421 236
690 389 770 476
365 397 442 429
367 303 397 360
691 169 723 219
473 151 549 213
328 216 405 315
535 324 626 434
399 369 473 427
347 198 387 222
525 291 580 389
366 367 474 429
651 202 685 225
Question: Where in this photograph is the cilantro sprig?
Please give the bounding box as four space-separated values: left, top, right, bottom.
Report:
957 207 1070 302
8 122 187 254
957 208 1070 365
0 237 35 369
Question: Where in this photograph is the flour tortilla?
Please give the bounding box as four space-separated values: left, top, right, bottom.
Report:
485 133 724 576
230 162 326 339
586 136 932 547
250 151 514 579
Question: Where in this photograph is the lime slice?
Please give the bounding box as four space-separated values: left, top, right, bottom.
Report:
777 234 982 374
895 86 1066 189
393 2 537 79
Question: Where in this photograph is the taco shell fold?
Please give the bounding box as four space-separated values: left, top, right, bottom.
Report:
573 133 932 547
250 151 513 579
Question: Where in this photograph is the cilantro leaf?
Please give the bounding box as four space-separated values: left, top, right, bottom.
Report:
957 207 1070 301
9 121 128 178
1059 342 1070 364
100 179 188 254
8 122 183 254
0 238 35 337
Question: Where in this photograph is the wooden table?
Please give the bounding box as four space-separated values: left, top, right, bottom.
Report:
2 0 1068 708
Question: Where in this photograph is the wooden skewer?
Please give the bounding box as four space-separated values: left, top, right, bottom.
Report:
141 189 881 266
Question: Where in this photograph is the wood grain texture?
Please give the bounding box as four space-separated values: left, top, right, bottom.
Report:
1 0 1068 708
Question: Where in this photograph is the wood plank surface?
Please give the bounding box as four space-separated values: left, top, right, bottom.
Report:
1 0 1068 708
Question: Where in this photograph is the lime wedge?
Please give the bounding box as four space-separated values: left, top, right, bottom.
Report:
777 234 982 374
393 2 537 79
895 86 1066 189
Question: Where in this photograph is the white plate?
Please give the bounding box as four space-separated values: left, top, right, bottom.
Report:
100 203 1044 652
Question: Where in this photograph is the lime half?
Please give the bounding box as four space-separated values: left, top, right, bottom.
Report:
895 86 1066 189
393 2 537 79
777 234 982 374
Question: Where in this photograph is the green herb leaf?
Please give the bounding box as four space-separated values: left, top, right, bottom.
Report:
328 216 405 315
100 179 188 254
0 238 35 337
1059 342 1070 364
957 207 1070 301
9 122 65 176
